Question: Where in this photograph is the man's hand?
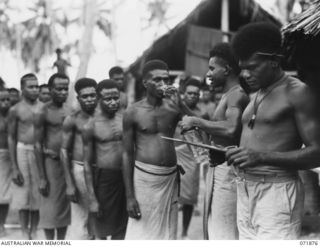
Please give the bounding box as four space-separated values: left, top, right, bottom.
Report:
180 116 196 132
66 185 78 203
127 197 141 219
89 199 103 218
164 86 180 105
226 147 264 168
39 178 49 197
12 169 24 186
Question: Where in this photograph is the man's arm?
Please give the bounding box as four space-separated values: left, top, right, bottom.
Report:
7 107 24 186
34 107 49 196
122 107 141 219
60 115 78 203
227 84 320 169
181 92 249 139
82 120 99 213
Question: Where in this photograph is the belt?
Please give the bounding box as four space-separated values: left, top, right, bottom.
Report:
134 164 185 196
72 160 97 168
43 148 60 160
17 142 34 151
237 171 298 183
72 160 84 166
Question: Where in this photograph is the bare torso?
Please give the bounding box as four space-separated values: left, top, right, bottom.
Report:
0 114 9 149
240 75 303 174
132 98 181 167
92 110 123 169
15 100 42 145
212 87 247 147
43 103 68 153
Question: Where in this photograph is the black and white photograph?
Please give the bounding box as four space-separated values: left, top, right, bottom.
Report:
0 0 319 244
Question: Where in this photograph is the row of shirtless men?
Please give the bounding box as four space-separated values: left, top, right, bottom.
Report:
0 22 319 240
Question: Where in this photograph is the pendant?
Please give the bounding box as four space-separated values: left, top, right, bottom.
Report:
248 114 256 129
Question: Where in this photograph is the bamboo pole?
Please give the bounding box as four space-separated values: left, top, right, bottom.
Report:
221 0 229 42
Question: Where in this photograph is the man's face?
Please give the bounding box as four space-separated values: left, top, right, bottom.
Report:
184 85 200 108
144 69 170 99
111 73 125 90
0 91 11 112
9 91 20 105
206 57 228 93
39 87 51 103
77 87 97 114
99 88 120 115
239 53 275 91
51 78 69 103
22 78 39 102
202 90 211 103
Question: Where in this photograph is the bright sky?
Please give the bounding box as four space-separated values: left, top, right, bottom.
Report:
1 0 283 88
2 0 202 87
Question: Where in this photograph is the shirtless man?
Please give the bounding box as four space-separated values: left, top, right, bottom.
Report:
8 88 20 106
198 85 216 120
123 60 193 240
109 66 127 109
8 74 41 240
39 84 51 103
181 43 249 239
226 22 320 239
60 78 97 240
175 78 207 239
34 73 71 240
82 79 127 239
0 89 12 236
53 48 70 76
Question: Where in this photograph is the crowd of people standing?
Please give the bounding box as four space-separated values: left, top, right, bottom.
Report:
0 21 319 241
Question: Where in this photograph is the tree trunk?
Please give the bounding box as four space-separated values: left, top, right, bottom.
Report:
75 0 98 79
68 0 98 111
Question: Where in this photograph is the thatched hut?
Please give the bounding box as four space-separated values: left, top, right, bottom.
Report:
282 0 320 92
127 0 280 100
282 0 320 218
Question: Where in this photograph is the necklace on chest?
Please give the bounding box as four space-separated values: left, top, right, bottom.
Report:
248 79 284 129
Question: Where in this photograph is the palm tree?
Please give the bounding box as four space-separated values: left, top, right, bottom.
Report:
141 0 172 40
19 0 60 72
0 0 16 50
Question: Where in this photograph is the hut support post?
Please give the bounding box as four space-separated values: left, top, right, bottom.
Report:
221 0 229 42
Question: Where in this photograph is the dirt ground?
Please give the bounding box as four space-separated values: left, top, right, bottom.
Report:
1 176 319 240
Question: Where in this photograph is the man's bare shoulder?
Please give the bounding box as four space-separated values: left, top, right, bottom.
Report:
124 99 145 115
286 76 316 106
130 99 146 108
227 86 250 109
82 116 95 136
63 112 78 130
10 101 25 114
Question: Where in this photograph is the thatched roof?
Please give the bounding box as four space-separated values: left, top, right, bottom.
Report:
282 0 320 37
128 0 281 77
282 0 320 68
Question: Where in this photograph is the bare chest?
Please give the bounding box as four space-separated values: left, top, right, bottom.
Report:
135 107 179 134
243 92 292 127
18 106 37 124
94 115 123 142
45 108 66 128
0 117 8 135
